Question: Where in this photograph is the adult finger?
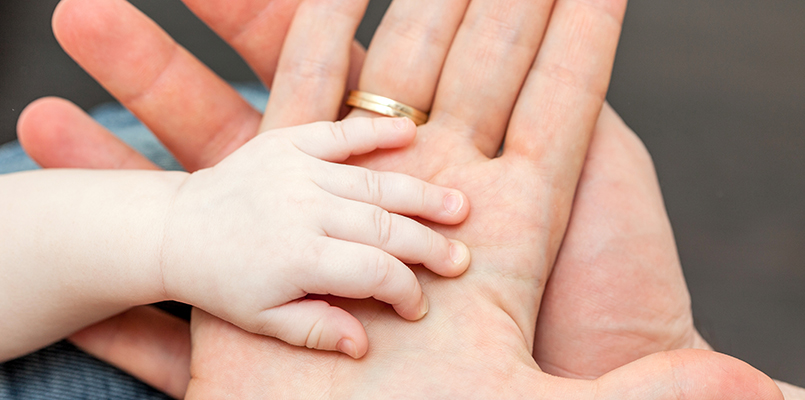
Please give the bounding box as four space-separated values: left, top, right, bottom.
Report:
17 97 158 170
595 349 783 400
336 41 368 121
300 238 430 321
504 0 627 189
182 0 367 101
253 299 369 359
348 0 470 119
53 0 261 171
431 0 554 156
181 0 303 87
260 0 369 131
68 307 191 399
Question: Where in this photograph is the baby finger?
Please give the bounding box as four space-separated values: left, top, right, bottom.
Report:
300 238 429 321
254 298 369 359
318 198 471 278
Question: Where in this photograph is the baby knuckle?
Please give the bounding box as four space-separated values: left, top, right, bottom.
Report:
372 253 397 292
423 228 439 261
328 120 351 147
371 207 394 247
363 170 385 204
304 314 328 350
256 310 283 339
413 180 428 211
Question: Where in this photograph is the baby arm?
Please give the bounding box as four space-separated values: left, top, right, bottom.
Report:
0 117 470 361
0 166 183 362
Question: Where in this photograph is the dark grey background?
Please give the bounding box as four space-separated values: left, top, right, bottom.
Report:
2 0 803 387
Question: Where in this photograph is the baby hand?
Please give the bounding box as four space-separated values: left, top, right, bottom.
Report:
160 117 470 358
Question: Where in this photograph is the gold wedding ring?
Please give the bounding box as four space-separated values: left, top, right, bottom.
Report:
346 91 429 125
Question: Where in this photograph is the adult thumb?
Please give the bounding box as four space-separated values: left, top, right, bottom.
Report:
594 349 782 400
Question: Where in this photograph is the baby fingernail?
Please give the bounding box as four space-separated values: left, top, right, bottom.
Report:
450 240 470 267
444 192 464 215
419 295 430 318
337 339 359 359
394 117 411 131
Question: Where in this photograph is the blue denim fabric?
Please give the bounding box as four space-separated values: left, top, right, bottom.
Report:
0 83 270 399
0 342 171 400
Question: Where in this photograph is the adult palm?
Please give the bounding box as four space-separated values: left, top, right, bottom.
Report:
533 102 705 379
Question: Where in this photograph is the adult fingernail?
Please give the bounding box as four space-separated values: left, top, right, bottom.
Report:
337 339 359 359
444 192 464 215
450 240 470 268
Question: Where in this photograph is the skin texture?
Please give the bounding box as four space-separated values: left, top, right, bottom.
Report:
15 0 789 398
0 117 472 362
160 118 473 359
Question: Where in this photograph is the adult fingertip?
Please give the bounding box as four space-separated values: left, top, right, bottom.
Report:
17 97 74 159
17 97 64 137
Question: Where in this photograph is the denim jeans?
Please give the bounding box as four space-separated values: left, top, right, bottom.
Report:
0 83 270 399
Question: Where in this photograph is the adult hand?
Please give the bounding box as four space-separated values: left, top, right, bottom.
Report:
533 102 805 396
20 0 366 172
18 0 783 398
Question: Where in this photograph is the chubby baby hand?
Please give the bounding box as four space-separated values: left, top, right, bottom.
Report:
159 117 470 358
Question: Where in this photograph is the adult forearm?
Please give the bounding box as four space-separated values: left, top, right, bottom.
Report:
0 169 184 361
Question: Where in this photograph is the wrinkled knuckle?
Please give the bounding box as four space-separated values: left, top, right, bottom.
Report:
372 207 394 247
424 228 439 262
364 170 385 205
372 253 396 293
328 120 350 147
306 238 329 275
304 314 328 350
414 181 428 212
